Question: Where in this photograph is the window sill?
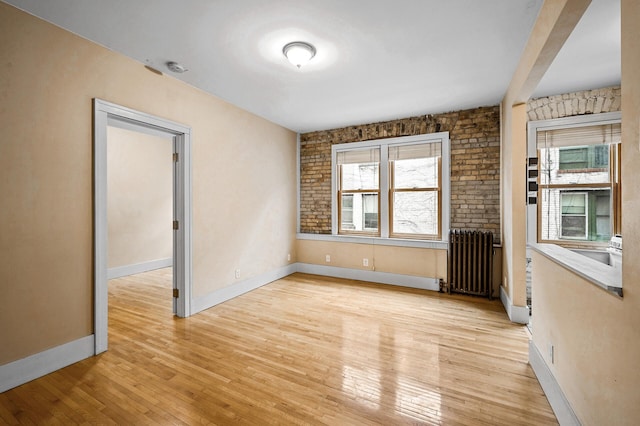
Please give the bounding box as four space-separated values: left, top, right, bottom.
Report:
528 242 622 298
297 233 449 250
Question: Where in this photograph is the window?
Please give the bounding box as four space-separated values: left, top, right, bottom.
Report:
332 133 450 240
389 143 441 238
337 148 380 235
535 120 621 245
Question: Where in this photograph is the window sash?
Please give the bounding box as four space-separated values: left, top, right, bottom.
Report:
389 155 442 239
338 164 380 236
338 190 380 235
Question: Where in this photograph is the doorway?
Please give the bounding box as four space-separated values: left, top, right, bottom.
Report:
106 125 173 281
93 99 192 355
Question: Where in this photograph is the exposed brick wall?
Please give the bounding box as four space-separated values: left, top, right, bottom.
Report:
528 86 621 121
300 106 501 242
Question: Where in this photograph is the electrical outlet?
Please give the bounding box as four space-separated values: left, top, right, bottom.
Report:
235 269 240 279
287 253 291 261
325 254 331 263
363 258 369 267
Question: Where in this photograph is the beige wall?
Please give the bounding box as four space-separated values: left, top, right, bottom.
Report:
107 126 173 268
0 3 297 365
531 253 639 424
529 0 640 423
297 240 502 297
297 240 447 279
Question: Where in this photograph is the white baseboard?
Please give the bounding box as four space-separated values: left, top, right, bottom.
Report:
192 264 298 314
296 263 440 291
192 263 440 315
529 340 581 426
500 285 530 324
0 335 95 393
107 258 173 279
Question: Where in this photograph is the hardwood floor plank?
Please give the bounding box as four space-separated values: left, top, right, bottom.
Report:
0 270 556 424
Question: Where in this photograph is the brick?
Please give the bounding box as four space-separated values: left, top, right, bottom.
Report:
300 106 501 241
528 86 620 120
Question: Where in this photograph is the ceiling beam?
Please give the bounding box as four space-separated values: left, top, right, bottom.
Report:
505 0 592 105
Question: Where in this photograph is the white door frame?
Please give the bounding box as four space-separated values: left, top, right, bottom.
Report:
93 99 192 354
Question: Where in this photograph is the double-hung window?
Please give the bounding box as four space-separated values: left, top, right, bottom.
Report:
534 118 621 245
389 143 441 238
332 133 450 240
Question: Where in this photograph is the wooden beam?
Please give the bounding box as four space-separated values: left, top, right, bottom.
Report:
506 0 592 105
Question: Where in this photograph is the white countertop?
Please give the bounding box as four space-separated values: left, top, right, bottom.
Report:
528 243 623 297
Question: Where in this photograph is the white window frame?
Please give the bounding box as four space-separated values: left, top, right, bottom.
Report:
331 133 450 240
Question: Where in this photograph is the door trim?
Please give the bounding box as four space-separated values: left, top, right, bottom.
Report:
93 99 193 354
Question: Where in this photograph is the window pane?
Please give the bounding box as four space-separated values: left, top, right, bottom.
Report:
341 194 354 229
540 146 610 185
540 188 561 240
393 157 438 188
392 192 438 235
341 193 378 232
341 163 379 190
540 189 611 242
561 193 585 215
362 194 378 230
561 216 587 238
594 193 611 241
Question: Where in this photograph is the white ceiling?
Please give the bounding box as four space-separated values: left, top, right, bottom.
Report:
3 0 620 133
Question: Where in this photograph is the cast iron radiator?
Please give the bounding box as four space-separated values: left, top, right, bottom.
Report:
447 229 494 299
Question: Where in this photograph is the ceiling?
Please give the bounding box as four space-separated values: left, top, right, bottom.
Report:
3 0 620 133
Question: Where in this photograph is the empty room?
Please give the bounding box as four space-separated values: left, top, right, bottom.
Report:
1 0 638 424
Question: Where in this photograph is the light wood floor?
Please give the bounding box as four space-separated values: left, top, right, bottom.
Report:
0 270 557 425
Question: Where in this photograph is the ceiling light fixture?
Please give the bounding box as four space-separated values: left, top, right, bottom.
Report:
166 61 187 73
283 41 316 69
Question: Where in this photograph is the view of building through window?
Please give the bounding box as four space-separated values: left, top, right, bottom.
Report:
537 123 620 244
339 161 379 233
390 154 439 236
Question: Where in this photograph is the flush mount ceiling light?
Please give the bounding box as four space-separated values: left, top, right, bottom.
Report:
166 61 188 73
282 41 316 69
